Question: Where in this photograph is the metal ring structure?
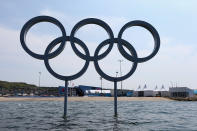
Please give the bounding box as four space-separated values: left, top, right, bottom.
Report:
44 36 90 81
20 16 160 117
70 18 114 61
118 20 160 63
20 15 160 83
94 38 138 82
20 16 67 60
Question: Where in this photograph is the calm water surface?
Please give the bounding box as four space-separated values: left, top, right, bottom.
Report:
0 100 197 131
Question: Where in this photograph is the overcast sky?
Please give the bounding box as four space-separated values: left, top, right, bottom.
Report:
0 0 197 90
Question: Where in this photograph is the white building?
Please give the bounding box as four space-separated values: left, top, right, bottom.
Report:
153 85 170 97
144 90 154 97
85 90 111 96
153 85 159 96
134 85 154 97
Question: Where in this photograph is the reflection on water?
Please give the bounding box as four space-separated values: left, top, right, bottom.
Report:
0 100 197 130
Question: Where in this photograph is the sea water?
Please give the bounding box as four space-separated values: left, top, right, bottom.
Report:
0 100 197 131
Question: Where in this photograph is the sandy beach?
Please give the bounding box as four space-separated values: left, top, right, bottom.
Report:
0 97 173 102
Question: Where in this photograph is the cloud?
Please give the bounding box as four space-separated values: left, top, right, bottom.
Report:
40 8 128 36
0 25 71 86
40 9 78 33
1 8 197 90
132 36 197 89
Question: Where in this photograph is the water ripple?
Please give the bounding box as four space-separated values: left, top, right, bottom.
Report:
0 101 197 130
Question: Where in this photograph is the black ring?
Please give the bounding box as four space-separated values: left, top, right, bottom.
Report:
20 16 67 60
118 20 160 63
94 38 138 82
44 36 90 81
70 18 114 61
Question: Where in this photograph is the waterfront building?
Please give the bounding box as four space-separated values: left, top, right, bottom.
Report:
0 86 2 96
134 84 154 97
110 89 133 97
85 90 111 97
58 86 77 96
77 85 101 96
153 85 159 96
153 85 170 97
169 87 194 97
194 90 197 95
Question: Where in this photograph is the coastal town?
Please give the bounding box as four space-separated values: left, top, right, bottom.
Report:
1 80 196 101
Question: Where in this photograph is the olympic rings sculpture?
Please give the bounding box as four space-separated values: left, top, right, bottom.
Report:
20 16 160 82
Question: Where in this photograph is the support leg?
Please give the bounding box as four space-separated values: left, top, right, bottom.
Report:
114 81 117 117
64 80 68 118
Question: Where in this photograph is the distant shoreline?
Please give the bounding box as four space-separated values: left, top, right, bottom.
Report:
0 96 173 102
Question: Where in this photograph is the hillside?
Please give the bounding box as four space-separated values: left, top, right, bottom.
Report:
0 80 37 89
